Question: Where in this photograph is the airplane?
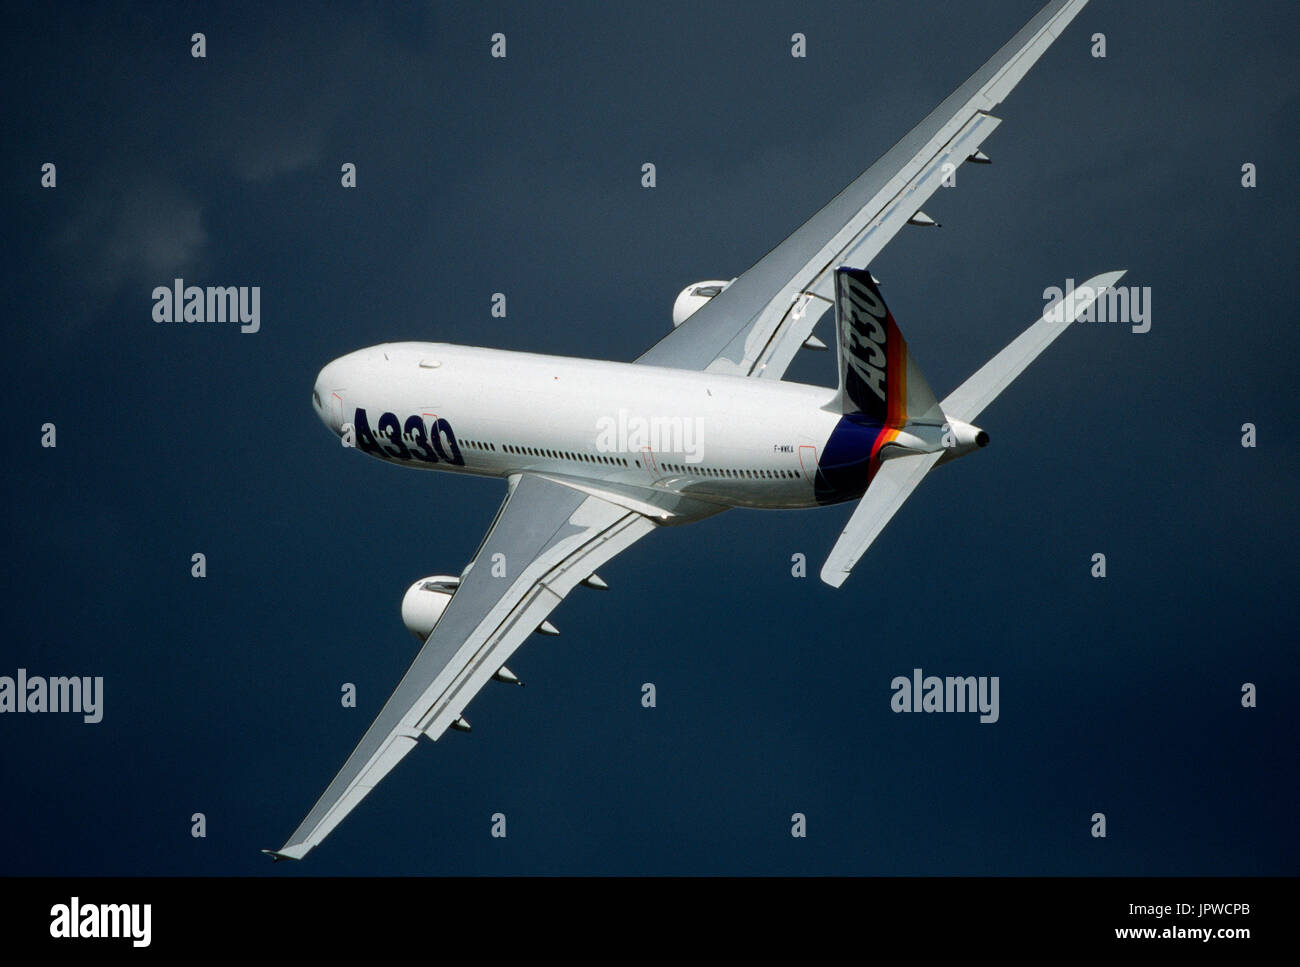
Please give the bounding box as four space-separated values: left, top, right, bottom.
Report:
267 0 1117 860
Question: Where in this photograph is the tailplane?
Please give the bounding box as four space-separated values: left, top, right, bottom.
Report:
820 267 1127 586
941 269 1126 422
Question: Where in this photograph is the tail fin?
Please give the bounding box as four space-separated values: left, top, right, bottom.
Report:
833 268 943 425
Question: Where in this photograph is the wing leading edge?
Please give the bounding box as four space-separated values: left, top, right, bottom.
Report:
634 0 1089 380
265 473 656 860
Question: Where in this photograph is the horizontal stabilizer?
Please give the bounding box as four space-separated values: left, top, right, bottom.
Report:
820 449 944 587
941 270 1126 423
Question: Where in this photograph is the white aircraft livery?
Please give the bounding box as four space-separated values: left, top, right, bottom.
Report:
268 0 1115 860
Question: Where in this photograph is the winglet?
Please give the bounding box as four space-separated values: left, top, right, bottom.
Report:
261 845 310 862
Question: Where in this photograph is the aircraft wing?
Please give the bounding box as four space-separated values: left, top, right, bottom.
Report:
634 0 1089 380
265 473 656 860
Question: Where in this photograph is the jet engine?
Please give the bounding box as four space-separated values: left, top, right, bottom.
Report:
672 280 733 327
400 575 461 641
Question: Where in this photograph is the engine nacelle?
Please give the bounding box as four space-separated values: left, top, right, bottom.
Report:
400 575 460 641
672 279 733 327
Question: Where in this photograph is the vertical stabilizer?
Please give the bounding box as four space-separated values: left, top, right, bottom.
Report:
833 268 942 424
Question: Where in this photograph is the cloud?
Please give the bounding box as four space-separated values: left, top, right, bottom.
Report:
51 177 208 301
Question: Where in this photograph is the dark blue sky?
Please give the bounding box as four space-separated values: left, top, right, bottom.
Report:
2 0 1295 875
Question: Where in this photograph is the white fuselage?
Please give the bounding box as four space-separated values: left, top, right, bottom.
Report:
311 342 851 510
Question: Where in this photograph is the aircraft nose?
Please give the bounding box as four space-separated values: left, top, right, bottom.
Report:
312 359 346 432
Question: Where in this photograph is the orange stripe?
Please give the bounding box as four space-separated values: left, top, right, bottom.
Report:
885 313 907 427
866 425 900 484
896 333 908 425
